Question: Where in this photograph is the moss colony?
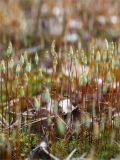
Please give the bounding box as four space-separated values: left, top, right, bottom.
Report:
0 40 120 159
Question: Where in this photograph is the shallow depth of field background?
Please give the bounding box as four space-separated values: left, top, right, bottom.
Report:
0 0 120 51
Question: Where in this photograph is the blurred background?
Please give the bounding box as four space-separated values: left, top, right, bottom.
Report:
0 0 120 52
